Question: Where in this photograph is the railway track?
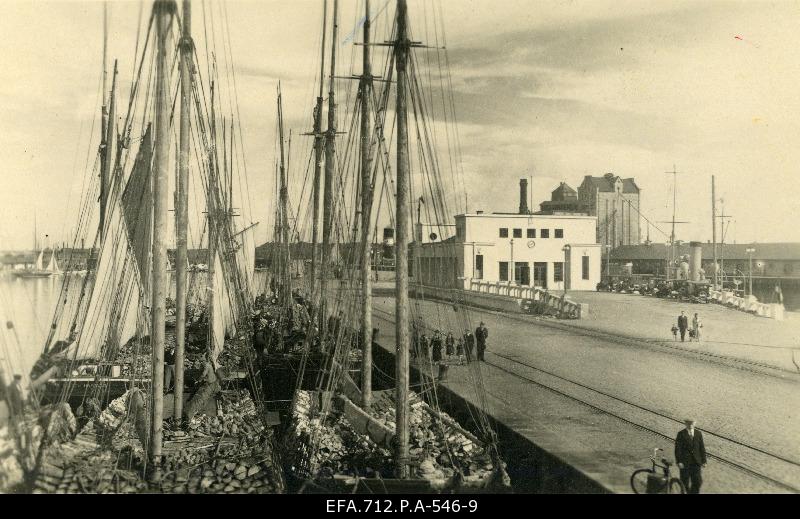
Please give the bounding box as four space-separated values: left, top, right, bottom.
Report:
486 350 800 493
370 304 800 493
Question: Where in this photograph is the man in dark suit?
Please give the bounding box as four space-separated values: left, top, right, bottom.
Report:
674 418 707 493
475 322 489 362
677 311 689 342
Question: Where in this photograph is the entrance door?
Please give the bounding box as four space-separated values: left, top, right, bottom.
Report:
534 262 548 288
515 262 530 286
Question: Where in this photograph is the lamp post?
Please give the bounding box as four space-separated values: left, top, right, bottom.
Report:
605 244 611 282
746 247 755 297
562 245 571 295
510 238 514 285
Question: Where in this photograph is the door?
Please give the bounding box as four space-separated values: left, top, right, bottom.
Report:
534 262 548 288
515 262 530 285
474 254 484 279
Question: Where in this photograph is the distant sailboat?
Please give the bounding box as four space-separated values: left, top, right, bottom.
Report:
46 249 62 275
14 219 52 278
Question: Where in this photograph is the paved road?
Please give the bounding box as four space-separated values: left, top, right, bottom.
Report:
370 295 800 492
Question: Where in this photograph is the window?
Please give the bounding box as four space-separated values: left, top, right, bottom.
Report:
527 228 536 238
540 229 550 238
582 256 590 280
555 228 564 238
475 254 484 279
499 261 509 281
513 228 522 238
554 262 564 282
499 228 508 238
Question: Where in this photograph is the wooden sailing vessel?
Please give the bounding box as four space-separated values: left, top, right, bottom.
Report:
276 0 511 493
6 0 281 493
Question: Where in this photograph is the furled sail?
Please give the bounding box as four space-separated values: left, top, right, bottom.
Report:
69 133 153 361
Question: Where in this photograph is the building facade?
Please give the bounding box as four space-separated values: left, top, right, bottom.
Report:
578 173 641 250
414 213 602 291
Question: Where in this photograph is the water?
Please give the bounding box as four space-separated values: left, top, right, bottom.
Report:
0 274 72 383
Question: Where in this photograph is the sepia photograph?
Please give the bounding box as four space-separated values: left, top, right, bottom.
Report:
0 0 798 498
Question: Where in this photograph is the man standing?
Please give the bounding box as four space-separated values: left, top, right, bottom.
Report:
463 329 475 364
7 374 27 417
674 418 707 494
475 322 489 362
677 311 689 342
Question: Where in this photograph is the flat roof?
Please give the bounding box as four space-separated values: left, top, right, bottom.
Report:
458 213 596 220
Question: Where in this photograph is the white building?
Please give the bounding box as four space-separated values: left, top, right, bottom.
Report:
413 212 602 291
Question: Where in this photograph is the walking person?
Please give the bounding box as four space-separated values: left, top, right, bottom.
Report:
463 329 475 364
475 322 489 362
677 311 689 342
692 313 702 343
445 332 455 359
674 418 707 494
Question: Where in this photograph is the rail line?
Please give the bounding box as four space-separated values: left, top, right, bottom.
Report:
370 304 800 493
485 350 800 493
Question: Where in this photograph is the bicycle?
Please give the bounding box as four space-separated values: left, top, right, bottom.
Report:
630 448 686 494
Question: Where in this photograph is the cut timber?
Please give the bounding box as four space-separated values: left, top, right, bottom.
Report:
338 395 393 449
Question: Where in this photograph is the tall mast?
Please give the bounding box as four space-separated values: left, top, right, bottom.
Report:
309 0 328 295
394 0 411 479
150 0 175 481
174 0 193 425
278 84 292 310
359 0 374 409
320 0 338 323
99 2 110 239
712 175 717 288
206 80 218 366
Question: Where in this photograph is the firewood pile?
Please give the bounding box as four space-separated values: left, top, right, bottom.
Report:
32 390 285 494
370 394 495 483
284 391 393 480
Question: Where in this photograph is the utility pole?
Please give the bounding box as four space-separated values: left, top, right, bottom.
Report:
309 0 327 295
174 0 192 425
149 0 175 482
711 176 717 288
320 0 338 326
395 0 411 479
358 0 374 410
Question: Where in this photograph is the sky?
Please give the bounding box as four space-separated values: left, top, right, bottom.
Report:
1 0 800 250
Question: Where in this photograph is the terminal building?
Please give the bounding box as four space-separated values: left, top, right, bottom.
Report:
412 179 602 290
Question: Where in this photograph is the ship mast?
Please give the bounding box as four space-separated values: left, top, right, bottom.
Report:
278 83 292 310
174 0 193 425
394 0 411 479
320 0 339 328
309 0 327 297
99 1 109 239
149 0 176 481
359 0 374 409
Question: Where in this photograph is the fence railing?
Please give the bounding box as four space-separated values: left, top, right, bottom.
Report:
709 290 784 320
467 279 584 319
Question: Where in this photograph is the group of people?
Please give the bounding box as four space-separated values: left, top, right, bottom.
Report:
412 321 490 366
672 311 703 342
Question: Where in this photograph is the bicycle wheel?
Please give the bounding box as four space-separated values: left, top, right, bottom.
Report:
668 478 686 494
630 468 655 494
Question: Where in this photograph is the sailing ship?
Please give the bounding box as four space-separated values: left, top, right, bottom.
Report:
13 220 53 278
1 0 284 494
260 0 511 493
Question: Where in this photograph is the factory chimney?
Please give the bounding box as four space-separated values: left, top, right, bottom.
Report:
519 178 529 214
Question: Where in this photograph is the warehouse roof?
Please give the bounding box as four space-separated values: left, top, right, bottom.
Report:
610 243 800 261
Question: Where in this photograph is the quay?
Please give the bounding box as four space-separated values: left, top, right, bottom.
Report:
369 290 800 493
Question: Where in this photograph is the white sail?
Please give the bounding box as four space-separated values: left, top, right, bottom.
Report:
35 251 44 270
46 251 61 273
210 250 236 364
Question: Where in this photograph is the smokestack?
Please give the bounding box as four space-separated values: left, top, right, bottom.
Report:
519 178 529 214
689 241 702 281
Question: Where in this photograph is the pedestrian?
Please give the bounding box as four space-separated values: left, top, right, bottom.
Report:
475 322 489 362
677 311 689 342
431 331 443 364
674 418 707 494
671 324 679 341
419 333 429 360
445 332 455 358
692 313 702 343
456 337 465 365
164 344 176 393
463 329 475 364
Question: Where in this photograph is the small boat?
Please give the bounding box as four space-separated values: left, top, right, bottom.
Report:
13 251 52 278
